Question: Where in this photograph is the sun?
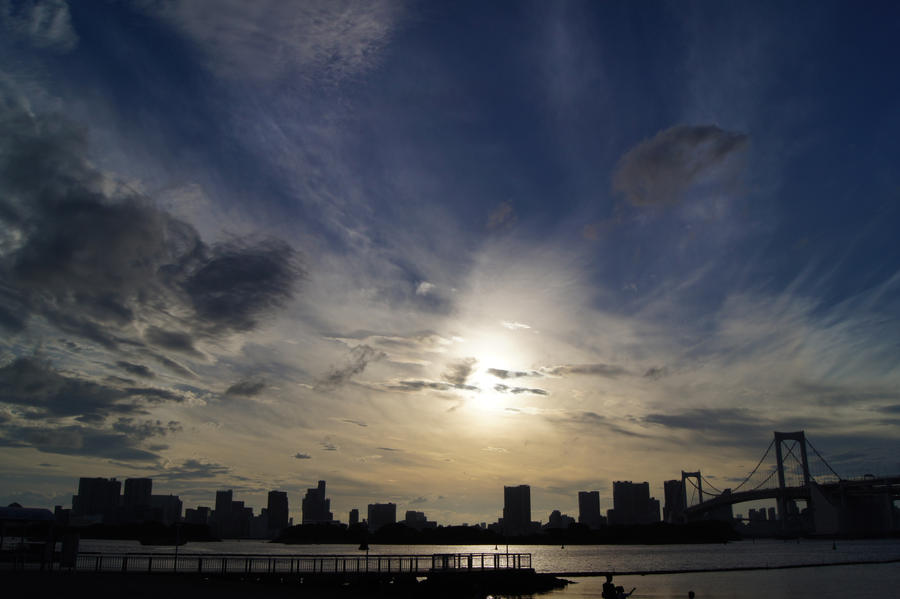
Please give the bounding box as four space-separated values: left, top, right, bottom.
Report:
450 326 536 414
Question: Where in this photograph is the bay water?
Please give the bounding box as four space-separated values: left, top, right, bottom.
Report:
78 538 900 598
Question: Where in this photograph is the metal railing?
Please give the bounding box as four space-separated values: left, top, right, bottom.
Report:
39 552 532 575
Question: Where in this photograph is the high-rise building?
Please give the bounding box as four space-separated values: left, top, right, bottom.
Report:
578 491 604 529
301 480 333 524
123 478 152 507
502 485 531 536
267 490 289 533
72 477 121 520
149 494 182 524
607 481 660 525
367 502 396 531
185 506 210 525
663 480 685 523
215 490 233 517
348 508 359 526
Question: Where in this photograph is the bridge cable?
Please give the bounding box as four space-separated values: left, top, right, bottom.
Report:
749 467 778 491
699 475 725 495
805 436 843 481
731 438 775 492
782 440 802 485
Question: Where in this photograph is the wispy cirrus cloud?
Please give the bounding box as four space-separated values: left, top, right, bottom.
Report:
148 0 408 83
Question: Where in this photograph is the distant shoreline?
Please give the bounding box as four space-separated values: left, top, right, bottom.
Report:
551 556 900 577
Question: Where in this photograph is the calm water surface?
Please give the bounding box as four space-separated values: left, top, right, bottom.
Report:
79 539 900 598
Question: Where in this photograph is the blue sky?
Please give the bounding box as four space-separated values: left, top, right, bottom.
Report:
1 0 899 524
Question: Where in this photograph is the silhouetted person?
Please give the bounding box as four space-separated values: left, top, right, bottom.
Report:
602 574 617 599
616 585 636 598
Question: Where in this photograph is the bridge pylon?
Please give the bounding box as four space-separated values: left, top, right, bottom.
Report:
681 470 703 515
774 430 810 528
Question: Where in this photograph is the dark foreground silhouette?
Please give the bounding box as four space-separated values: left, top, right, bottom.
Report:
3 571 568 599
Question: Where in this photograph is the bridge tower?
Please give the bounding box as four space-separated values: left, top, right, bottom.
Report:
681 471 703 514
774 431 811 527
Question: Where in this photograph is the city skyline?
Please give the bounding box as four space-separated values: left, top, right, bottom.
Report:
2 1 900 526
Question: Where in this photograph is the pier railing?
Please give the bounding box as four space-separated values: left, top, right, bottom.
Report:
3 551 531 575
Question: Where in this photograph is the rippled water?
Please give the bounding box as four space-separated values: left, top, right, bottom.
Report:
77 538 900 598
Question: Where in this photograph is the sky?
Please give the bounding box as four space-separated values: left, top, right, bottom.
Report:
1 0 899 526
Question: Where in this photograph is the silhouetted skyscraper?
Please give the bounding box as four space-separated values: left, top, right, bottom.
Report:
349 508 359 526
215 490 233 517
72 477 120 520
367 502 396 531
301 480 333 524
267 490 289 533
578 491 603 529
123 478 152 507
608 481 660 525
663 480 685 523
502 485 531 536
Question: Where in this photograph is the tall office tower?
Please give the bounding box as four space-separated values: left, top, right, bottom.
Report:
367 502 397 531
123 478 152 507
348 508 359 526
72 477 121 520
663 479 685 523
301 480 333 524
609 481 661 525
502 484 531 536
267 490 289 532
215 489 233 517
578 490 603 529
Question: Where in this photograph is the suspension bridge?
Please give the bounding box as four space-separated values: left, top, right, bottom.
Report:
670 431 900 536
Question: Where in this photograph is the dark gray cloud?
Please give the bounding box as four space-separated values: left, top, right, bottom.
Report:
294 452 312 459
547 363 630 378
545 411 649 439
0 357 187 459
388 380 453 392
183 239 301 333
0 357 170 420
643 366 668 380
493 384 548 396
790 380 900 407
225 379 266 397
341 418 367 427
111 417 182 440
116 361 154 379
144 327 201 356
613 124 748 206
442 357 477 387
320 442 338 451
317 344 386 389
0 423 161 461
377 446 402 452
0 96 304 352
641 408 775 447
487 368 539 380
